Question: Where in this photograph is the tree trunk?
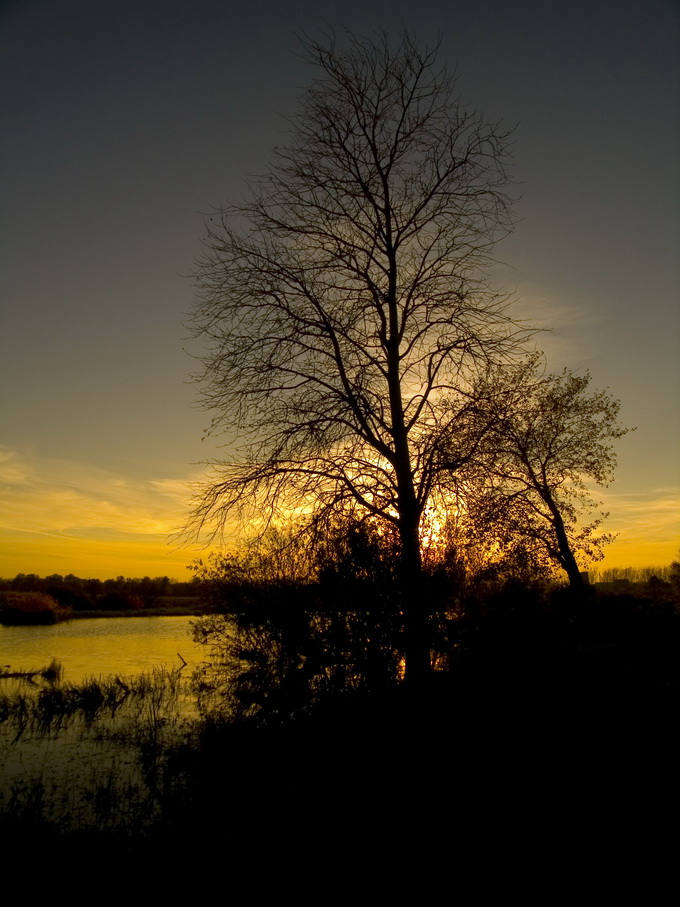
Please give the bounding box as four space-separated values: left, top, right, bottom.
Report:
384 210 431 682
389 379 431 682
399 514 431 684
546 497 585 589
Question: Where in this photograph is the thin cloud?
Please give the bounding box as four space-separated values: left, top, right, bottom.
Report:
0 447 198 539
602 486 680 530
511 287 606 368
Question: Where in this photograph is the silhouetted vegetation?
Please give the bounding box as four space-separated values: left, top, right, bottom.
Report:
186 30 634 687
1 547 678 867
189 529 680 714
0 592 71 625
0 574 202 622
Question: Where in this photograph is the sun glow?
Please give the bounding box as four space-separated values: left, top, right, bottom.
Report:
2 442 676 581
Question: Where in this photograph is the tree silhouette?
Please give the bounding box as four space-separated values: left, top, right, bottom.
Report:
190 30 526 680
463 356 630 587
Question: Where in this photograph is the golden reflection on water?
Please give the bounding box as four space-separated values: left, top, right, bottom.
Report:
0 617 208 833
0 615 204 683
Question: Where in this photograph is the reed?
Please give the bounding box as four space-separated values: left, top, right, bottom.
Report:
0 664 200 844
0 665 187 737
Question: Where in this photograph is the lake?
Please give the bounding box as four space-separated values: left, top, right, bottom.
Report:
0 615 205 684
0 616 215 833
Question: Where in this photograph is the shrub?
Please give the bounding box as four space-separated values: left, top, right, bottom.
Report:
0 592 71 625
96 592 144 611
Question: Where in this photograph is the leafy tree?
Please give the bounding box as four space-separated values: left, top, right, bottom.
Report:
670 553 680 602
463 356 630 587
315 517 399 597
189 30 527 680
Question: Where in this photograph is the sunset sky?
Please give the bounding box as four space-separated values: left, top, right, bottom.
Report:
1 0 678 580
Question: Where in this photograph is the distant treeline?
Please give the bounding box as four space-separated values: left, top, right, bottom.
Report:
590 565 677 585
2 562 679 603
0 573 200 611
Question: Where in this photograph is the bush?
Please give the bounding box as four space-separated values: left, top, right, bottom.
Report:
46 586 92 611
96 592 144 611
0 592 71 625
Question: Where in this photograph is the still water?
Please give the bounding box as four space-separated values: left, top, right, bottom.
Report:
0 615 205 684
0 617 214 831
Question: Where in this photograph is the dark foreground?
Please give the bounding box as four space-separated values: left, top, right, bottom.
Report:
1 594 678 892
2 667 676 886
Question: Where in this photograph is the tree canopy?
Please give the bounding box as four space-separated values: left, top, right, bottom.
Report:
191 31 522 552
452 356 630 586
189 30 626 676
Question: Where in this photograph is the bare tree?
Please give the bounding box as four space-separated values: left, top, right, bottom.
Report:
190 30 525 679
464 356 630 587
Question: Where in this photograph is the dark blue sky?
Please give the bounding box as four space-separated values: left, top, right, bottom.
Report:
1 0 678 576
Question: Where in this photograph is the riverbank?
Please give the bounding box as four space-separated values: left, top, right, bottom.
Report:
0 597 204 625
65 603 205 618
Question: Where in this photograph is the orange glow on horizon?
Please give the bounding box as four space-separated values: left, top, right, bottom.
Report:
1 448 676 581
0 523 677 582
0 529 207 582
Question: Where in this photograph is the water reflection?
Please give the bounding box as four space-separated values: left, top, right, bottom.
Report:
0 616 211 835
0 616 203 683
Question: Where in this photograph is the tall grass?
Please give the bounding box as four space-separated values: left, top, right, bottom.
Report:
0 664 199 840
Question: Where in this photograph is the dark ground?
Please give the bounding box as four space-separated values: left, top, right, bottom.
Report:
2 594 678 893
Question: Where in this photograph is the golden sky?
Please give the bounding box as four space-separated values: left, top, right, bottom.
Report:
1 1 678 581
0 447 210 580
0 445 677 580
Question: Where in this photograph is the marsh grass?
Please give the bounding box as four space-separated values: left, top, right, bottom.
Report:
0 665 184 736
0 657 64 685
0 664 200 840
